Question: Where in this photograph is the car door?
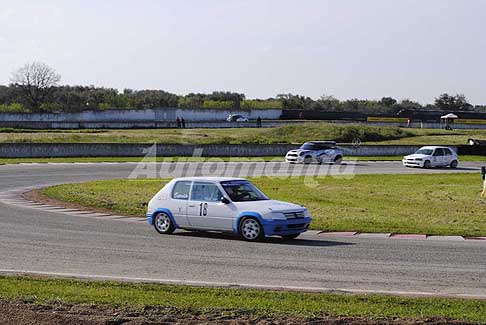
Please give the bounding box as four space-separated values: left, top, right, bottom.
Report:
167 180 191 227
443 148 453 165
315 144 330 163
187 182 235 230
431 148 445 166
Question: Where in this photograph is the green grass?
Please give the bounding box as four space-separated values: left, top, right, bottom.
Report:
41 174 486 236
365 128 486 145
1 155 485 165
0 123 411 144
1 124 486 145
0 276 485 322
0 156 285 164
349 155 486 162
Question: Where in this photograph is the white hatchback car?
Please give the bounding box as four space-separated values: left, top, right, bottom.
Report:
146 177 312 241
402 146 459 168
285 141 344 164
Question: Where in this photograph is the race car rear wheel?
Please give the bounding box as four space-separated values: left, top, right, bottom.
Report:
239 217 264 241
333 155 343 164
153 212 175 234
450 160 458 168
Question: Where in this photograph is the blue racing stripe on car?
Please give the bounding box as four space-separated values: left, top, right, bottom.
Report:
148 208 179 228
234 211 263 234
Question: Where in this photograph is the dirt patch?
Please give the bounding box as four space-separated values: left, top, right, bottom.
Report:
0 300 471 325
23 189 135 217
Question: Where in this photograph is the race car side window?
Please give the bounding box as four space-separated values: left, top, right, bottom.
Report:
191 182 223 202
172 181 192 200
444 149 452 156
433 148 444 156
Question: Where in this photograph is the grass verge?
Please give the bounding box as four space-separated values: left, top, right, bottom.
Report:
0 275 485 322
0 123 410 144
2 125 486 145
41 174 486 236
0 156 284 164
1 155 485 164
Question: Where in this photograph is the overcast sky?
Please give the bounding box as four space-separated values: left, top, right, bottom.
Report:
1 0 485 104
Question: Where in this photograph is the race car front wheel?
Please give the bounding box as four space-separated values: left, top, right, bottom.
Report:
303 156 313 164
239 217 264 242
154 212 176 234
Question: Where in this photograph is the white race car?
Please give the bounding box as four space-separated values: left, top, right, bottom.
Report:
285 141 344 164
226 114 249 122
146 177 312 241
402 146 459 168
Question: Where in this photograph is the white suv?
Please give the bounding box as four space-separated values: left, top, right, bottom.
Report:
146 177 312 241
285 141 344 164
402 146 459 168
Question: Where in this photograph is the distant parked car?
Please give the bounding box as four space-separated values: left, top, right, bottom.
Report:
226 114 249 123
402 146 459 168
285 141 344 164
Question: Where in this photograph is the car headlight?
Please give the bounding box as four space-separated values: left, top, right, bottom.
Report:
299 152 305 156
265 212 286 220
304 210 311 218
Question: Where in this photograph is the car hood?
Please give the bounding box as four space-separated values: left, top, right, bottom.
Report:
404 154 429 160
233 199 305 213
287 149 311 155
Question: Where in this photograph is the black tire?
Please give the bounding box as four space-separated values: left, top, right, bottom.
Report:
423 160 432 169
153 212 176 234
239 217 264 242
333 155 343 164
303 156 313 164
450 160 458 168
281 234 300 240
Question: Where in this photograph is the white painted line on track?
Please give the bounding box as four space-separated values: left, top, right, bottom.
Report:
42 208 82 213
357 233 392 238
1 269 485 300
427 236 465 241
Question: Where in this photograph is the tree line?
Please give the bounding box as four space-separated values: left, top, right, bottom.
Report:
1 62 485 114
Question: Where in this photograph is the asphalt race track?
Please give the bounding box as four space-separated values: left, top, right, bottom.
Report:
1 161 485 298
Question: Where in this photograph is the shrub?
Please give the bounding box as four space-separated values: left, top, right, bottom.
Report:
241 100 282 109
201 100 234 109
251 123 412 144
0 103 26 113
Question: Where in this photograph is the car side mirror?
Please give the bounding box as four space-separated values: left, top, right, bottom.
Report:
221 197 230 204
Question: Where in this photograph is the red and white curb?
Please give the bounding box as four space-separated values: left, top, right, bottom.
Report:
318 231 486 241
0 187 146 225
1 188 485 241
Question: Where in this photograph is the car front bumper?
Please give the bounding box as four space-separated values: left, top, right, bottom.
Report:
402 159 424 167
261 217 312 236
146 213 153 225
285 155 304 163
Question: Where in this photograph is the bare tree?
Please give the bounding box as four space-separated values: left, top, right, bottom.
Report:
10 62 61 111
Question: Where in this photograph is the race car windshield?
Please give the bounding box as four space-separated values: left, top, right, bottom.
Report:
300 143 316 150
415 149 433 155
220 181 269 202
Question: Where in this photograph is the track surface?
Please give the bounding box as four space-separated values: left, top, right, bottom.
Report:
0 161 485 298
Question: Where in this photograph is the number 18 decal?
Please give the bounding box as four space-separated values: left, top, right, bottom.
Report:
199 202 208 216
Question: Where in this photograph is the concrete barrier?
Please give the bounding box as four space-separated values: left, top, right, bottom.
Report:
0 107 283 128
0 120 308 129
0 143 453 158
